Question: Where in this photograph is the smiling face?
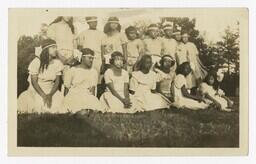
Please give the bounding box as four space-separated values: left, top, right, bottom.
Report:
162 58 173 69
113 55 124 69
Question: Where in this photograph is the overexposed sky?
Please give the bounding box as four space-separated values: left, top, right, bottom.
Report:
13 8 244 43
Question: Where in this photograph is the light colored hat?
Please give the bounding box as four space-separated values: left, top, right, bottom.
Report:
85 16 97 23
163 22 174 30
147 23 159 31
182 33 189 37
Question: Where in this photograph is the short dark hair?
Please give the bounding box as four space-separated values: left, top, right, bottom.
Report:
176 62 190 75
80 48 94 56
109 51 125 65
103 22 121 34
125 26 139 39
137 55 152 71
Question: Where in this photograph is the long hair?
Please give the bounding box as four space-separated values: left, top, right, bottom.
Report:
103 22 121 35
39 48 50 73
49 16 75 34
203 71 219 90
137 55 152 71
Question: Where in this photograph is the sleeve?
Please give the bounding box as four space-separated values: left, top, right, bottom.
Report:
151 72 158 90
174 75 186 89
92 69 98 86
124 71 129 83
217 89 225 96
63 67 73 89
120 33 128 45
129 72 138 91
28 58 40 75
46 25 56 40
199 82 209 95
104 70 113 84
55 60 64 76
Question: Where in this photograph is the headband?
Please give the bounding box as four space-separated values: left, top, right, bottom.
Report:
34 44 57 57
87 18 97 23
148 27 159 31
162 55 175 61
108 20 119 24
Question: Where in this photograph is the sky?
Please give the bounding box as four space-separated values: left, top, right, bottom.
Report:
13 8 244 43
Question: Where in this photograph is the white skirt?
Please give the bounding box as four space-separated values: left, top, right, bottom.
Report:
18 89 65 113
172 97 208 110
100 92 141 113
64 90 106 113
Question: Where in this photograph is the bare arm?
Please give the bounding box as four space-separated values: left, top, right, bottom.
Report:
31 75 47 98
49 75 61 96
124 83 130 99
181 85 201 101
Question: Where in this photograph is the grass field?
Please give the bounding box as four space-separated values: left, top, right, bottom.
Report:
17 97 239 147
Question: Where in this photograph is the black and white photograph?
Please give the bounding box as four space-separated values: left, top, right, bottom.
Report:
8 8 248 155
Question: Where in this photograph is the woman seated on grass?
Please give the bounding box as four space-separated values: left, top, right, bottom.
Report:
130 55 169 111
199 72 234 112
155 55 176 102
63 48 106 113
171 62 208 110
100 51 138 113
18 39 65 113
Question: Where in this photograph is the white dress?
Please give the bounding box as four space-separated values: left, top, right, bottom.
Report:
18 58 65 113
101 32 128 64
130 71 169 111
175 42 188 65
199 82 230 111
171 74 208 110
100 69 138 113
63 67 106 113
77 29 106 78
155 68 176 100
47 21 75 60
143 37 164 65
126 39 144 73
184 42 208 88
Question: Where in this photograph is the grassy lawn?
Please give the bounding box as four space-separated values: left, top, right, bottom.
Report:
17 97 239 147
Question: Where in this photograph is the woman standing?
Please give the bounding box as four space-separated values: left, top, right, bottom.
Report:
18 39 65 113
63 48 106 113
182 33 208 89
101 17 128 70
47 16 77 65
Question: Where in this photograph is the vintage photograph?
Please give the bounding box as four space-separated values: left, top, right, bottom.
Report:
8 8 248 155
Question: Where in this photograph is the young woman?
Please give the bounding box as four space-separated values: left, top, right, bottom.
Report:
18 39 65 113
130 55 169 111
161 23 177 60
63 48 106 113
143 24 164 66
174 26 187 66
100 51 138 113
182 33 208 89
77 16 106 79
199 72 233 112
171 62 208 110
155 55 176 102
125 26 144 74
101 17 128 71
47 16 77 65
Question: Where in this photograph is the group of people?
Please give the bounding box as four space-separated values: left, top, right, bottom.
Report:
18 16 234 114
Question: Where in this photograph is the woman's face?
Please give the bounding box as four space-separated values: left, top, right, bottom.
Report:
113 56 124 68
62 16 72 22
162 59 173 69
142 57 152 70
48 46 57 58
88 21 97 29
175 34 182 41
82 55 94 68
149 30 158 39
183 64 192 76
128 31 137 40
164 29 173 37
182 35 189 43
207 76 215 85
110 23 119 30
